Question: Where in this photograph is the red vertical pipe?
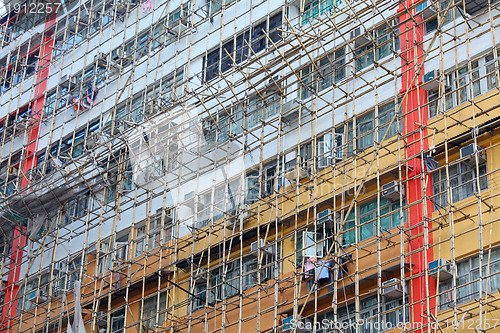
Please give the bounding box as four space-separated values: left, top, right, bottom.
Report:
398 1 436 331
1 11 56 331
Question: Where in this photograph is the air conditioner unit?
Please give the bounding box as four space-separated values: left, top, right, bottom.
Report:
183 192 207 209
460 143 486 164
350 26 369 46
94 52 109 68
110 49 124 70
115 1 129 15
282 316 312 333
421 69 440 91
193 271 207 283
86 133 99 149
429 258 453 281
284 156 308 181
29 289 48 303
382 180 404 201
281 99 300 123
88 244 106 256
67 16 79 29
382 278 404 299
267 75 283 92
227 205 249 225
176 13 192 34
416 1 437 19
28 290 38 302
251 239 274 256
286 0 300 6
60 74 78 89
7 167 18 176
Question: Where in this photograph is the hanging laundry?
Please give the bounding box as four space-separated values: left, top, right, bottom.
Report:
303 257 316 280
316 259 330 281
141 0 153 15
73 88 99 112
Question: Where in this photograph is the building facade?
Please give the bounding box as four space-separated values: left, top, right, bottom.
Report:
0 0 499 332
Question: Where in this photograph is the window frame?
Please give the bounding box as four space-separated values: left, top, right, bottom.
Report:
439 247 500 310
432 158 488 209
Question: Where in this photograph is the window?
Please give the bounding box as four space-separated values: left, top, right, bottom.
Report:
0 107 30 139
342 198 405 247
204 12 282 81
9 6 45 39
72 65 106 95
97 235 130 274
319 295 409 332
60 194 90 227
425 0 457 34
302 0 336 24
111 19 165 70
210 262 240 300
439 247 500 310
245 161 282 204
484 50 499 91
115 235 129 264
1 49 39 93
65 256 82 291
19 273 51 312
208 0 236 14
348 111 374 151
134 212 172 257
300 46 346 100
355 42 375 72
296 224 331 266
242 252 276 289
44 88 69 116
110 309 125 333
164 3 190 43
428 48 500 118
192 252 277 311
432 159 488 209
0 173 17 197
99 150 134 204
40 121 100 173
142 291 167 329
355 24 399 71
36 147 58 176
345 101 400 154
0 154 20 197
317 133 343 168
203 93 279 145
377 101 400 140
72 121 99 158
90 1 117 32
453 60 481 105
107 69 183 135
428 89 440 118
134 225 147 257
192 282 207 311
246 172 260 204
150 18 168 48
193 181 239 228
52 0 139 59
